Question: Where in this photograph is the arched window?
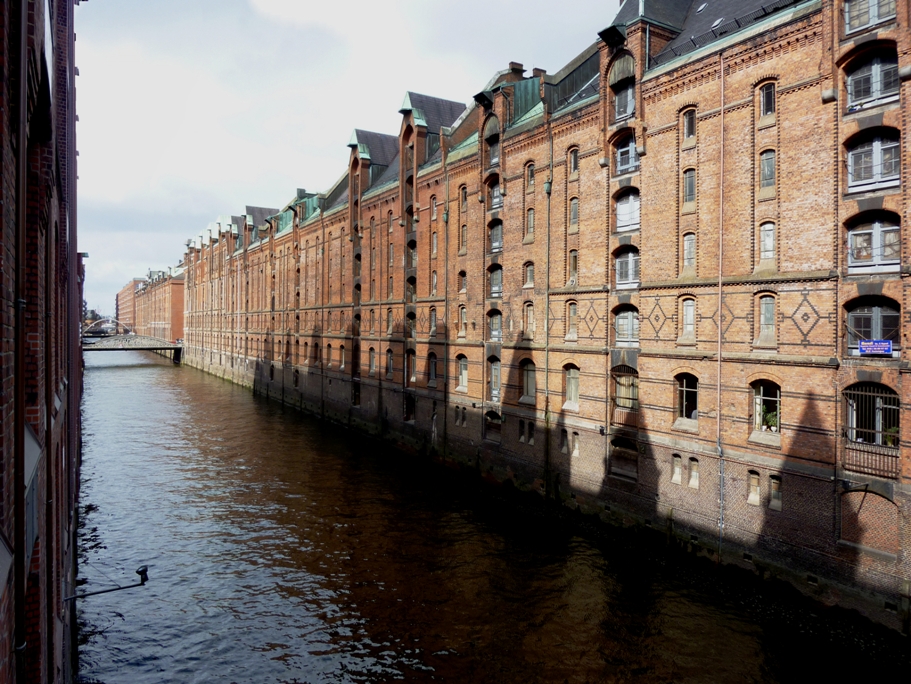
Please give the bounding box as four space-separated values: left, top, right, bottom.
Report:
683 233 696 269
488 265 503 297
484 116 500 167
615 306 639 347
610 53 635 122
612 364 639 412
847 297 900 355
845 0 896 33
615 248 640 288
568 250 579 284
488 178 502 209
458 270 467 293
368 347 376 374
339 345 345 370
756 295 776 346
563 364 580 408
427 352 438 385
683 168 696 203
388 211 394 233
385 348 394 378
386 308 393 334
566 301 578 339
569 197 580 226
848 217 899 272
429 307 437 335
521 359 536 399
431 231 438 256
460 186 468 213
759 82 776 117
431 270 438 295
847 132 899 191
616 136 638 174
526 163 535 187
408 241 418 268
489 220 503 252
753 380 781 433
430 196 437 220
458 305 467 336
523 302 535 339
406 311 417 339
485 410 503 443
759 222 775 261
569 148 579 174
405 349 416 386
526 208 535 237
676 373 698 420
844 382 900 459
759 149 776 188
523 262 535 287
680 298 696 339
488 309 502 341
616 189 640 231
847 53 898 107
460 224 468 251
682 108 696 140
457 354 469 389
488 356 501 401
326 344 333 368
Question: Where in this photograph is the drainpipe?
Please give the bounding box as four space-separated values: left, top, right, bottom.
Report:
14 0 29 678
716 52 726 561
442 136 451 458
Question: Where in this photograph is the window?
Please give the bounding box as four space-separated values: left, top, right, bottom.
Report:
523 302 535 339
681 298 695 338
460 224 468 251
568 250 578 285
459 305 467 336
386 308 393 334
432 232 438 256
759 83 776 117
489 221 503 252
616 190 640 231
753 380 781 433
615 81 635 120
615 249 640 288
848 218 899 272
569 148 579 174
845 0 896 32
616 137 639 174
457 355 469 389
759 222 775 261
759 150 776 188
677 373 698 420
386 349 394 378
326 344 332 368
847 55 898 107
428 353 438 385
431 270 438 295
371 247 376 270
683 109 696 139
460 186 468 213
756 295 776 346
683 168 696 204
387 276 394 298
769 475 782 511
490 182 502 209
429 307 437 335
567 302 578 338
488 357 501 401
611 55 636 122
388 211 394 233
615 307 639 347
683 233 696 269
569 197 579 226
688 459 700 489
521 360 536 399
524 262 534 287
458 271 467 293
527 164 535 187
612 365 639 411
408 242 418 268
847 297 900 354
430 197 437 220
489 266 503 297
847 134 900 190
526 208 535 237
388 243 394 267
486 118 500 167
485 410 503 443
339 345 345 370
405 350 416 386
672 455 683 484
564 365 580 408
844 382 900 450
369 347 376 374
488 310 502 341
748 471 761 506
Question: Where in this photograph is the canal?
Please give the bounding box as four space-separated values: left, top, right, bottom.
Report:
78 352 909 683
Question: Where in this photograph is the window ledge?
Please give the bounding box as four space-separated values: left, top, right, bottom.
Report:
845 94 899 114
616 224 639 233
562 401 579 412
458 248 467 256
523 235 535 245
847 264 900 275
681 201 696 215
427 380 437 389
523 283 534 289
769 498 782 512
846 179 900 194
748 429 781 448
564 334 578 343
568 225 579 235
676 334 696 347
455 386 468 393
747 495 760 507
673 417 699 434
752 338 777 351
682 137 696 150
526 186 535 194
757 185 776 200
757 113 776 129
518 395 536 406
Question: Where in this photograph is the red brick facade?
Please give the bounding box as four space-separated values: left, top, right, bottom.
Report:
159 1 911 628
130 270 185 343
0 1 81 682
114 278 144 332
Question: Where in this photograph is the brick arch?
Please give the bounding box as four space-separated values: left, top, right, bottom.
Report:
840 490 899 554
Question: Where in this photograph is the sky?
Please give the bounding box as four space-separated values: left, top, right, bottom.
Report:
76 0 621 314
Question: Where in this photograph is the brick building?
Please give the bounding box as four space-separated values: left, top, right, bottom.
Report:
0 1 82 682
114 278 144 332
176 0 911 627
132 269 185 343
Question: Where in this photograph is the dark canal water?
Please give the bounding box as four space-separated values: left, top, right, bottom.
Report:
78 352 910 683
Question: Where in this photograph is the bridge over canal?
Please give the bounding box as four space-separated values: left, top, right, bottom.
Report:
83 334 182 363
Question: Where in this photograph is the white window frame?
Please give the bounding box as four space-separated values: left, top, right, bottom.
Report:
760 150 776 188
847 55 899 108
616 190 640 232
457 356 469 390
488 358 501 401
488 311 502 341
614 82 635 121
564 366 580 408
845 0 896 33
616 137 639 174
615 309 639 347
683 168 696 203
848 220 900 273
489 222 503 253
522 361 536 399
848 135 900 191
683 233 696 269
615 250 640 289
683 109 696 139
760 83 776 116
524 262 534 287
760 222 775 261
489 267 503 297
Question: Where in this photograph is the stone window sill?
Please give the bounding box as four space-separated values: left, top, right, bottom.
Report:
518 395 536 406
749 429 781 448
757 113 776 129
673 417 699 434
682 137 696 150
681 201 696 215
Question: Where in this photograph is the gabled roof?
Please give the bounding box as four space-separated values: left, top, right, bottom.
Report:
348 129 399 167
399 92 466 133
610 0 692 31
245 205 279 228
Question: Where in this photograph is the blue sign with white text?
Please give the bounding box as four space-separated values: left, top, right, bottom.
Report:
859 340 892 355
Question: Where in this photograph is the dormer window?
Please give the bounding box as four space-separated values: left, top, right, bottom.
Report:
484 116 501 168
609 54 636 123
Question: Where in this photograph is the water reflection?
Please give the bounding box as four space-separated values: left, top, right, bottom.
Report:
79 352 908 683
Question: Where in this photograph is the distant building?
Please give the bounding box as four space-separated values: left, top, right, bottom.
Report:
178 0 910 628
115 278 146 332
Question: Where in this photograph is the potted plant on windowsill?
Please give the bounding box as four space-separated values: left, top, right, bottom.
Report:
884 426 899 447
763 408 778 433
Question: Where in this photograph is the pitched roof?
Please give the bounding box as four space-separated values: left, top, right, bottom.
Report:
245 205 279 227
348 129 400 167
400 92 467 133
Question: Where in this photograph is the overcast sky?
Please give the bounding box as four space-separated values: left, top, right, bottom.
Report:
77 0 621 313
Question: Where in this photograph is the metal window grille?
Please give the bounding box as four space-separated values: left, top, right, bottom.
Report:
844 383 900 477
